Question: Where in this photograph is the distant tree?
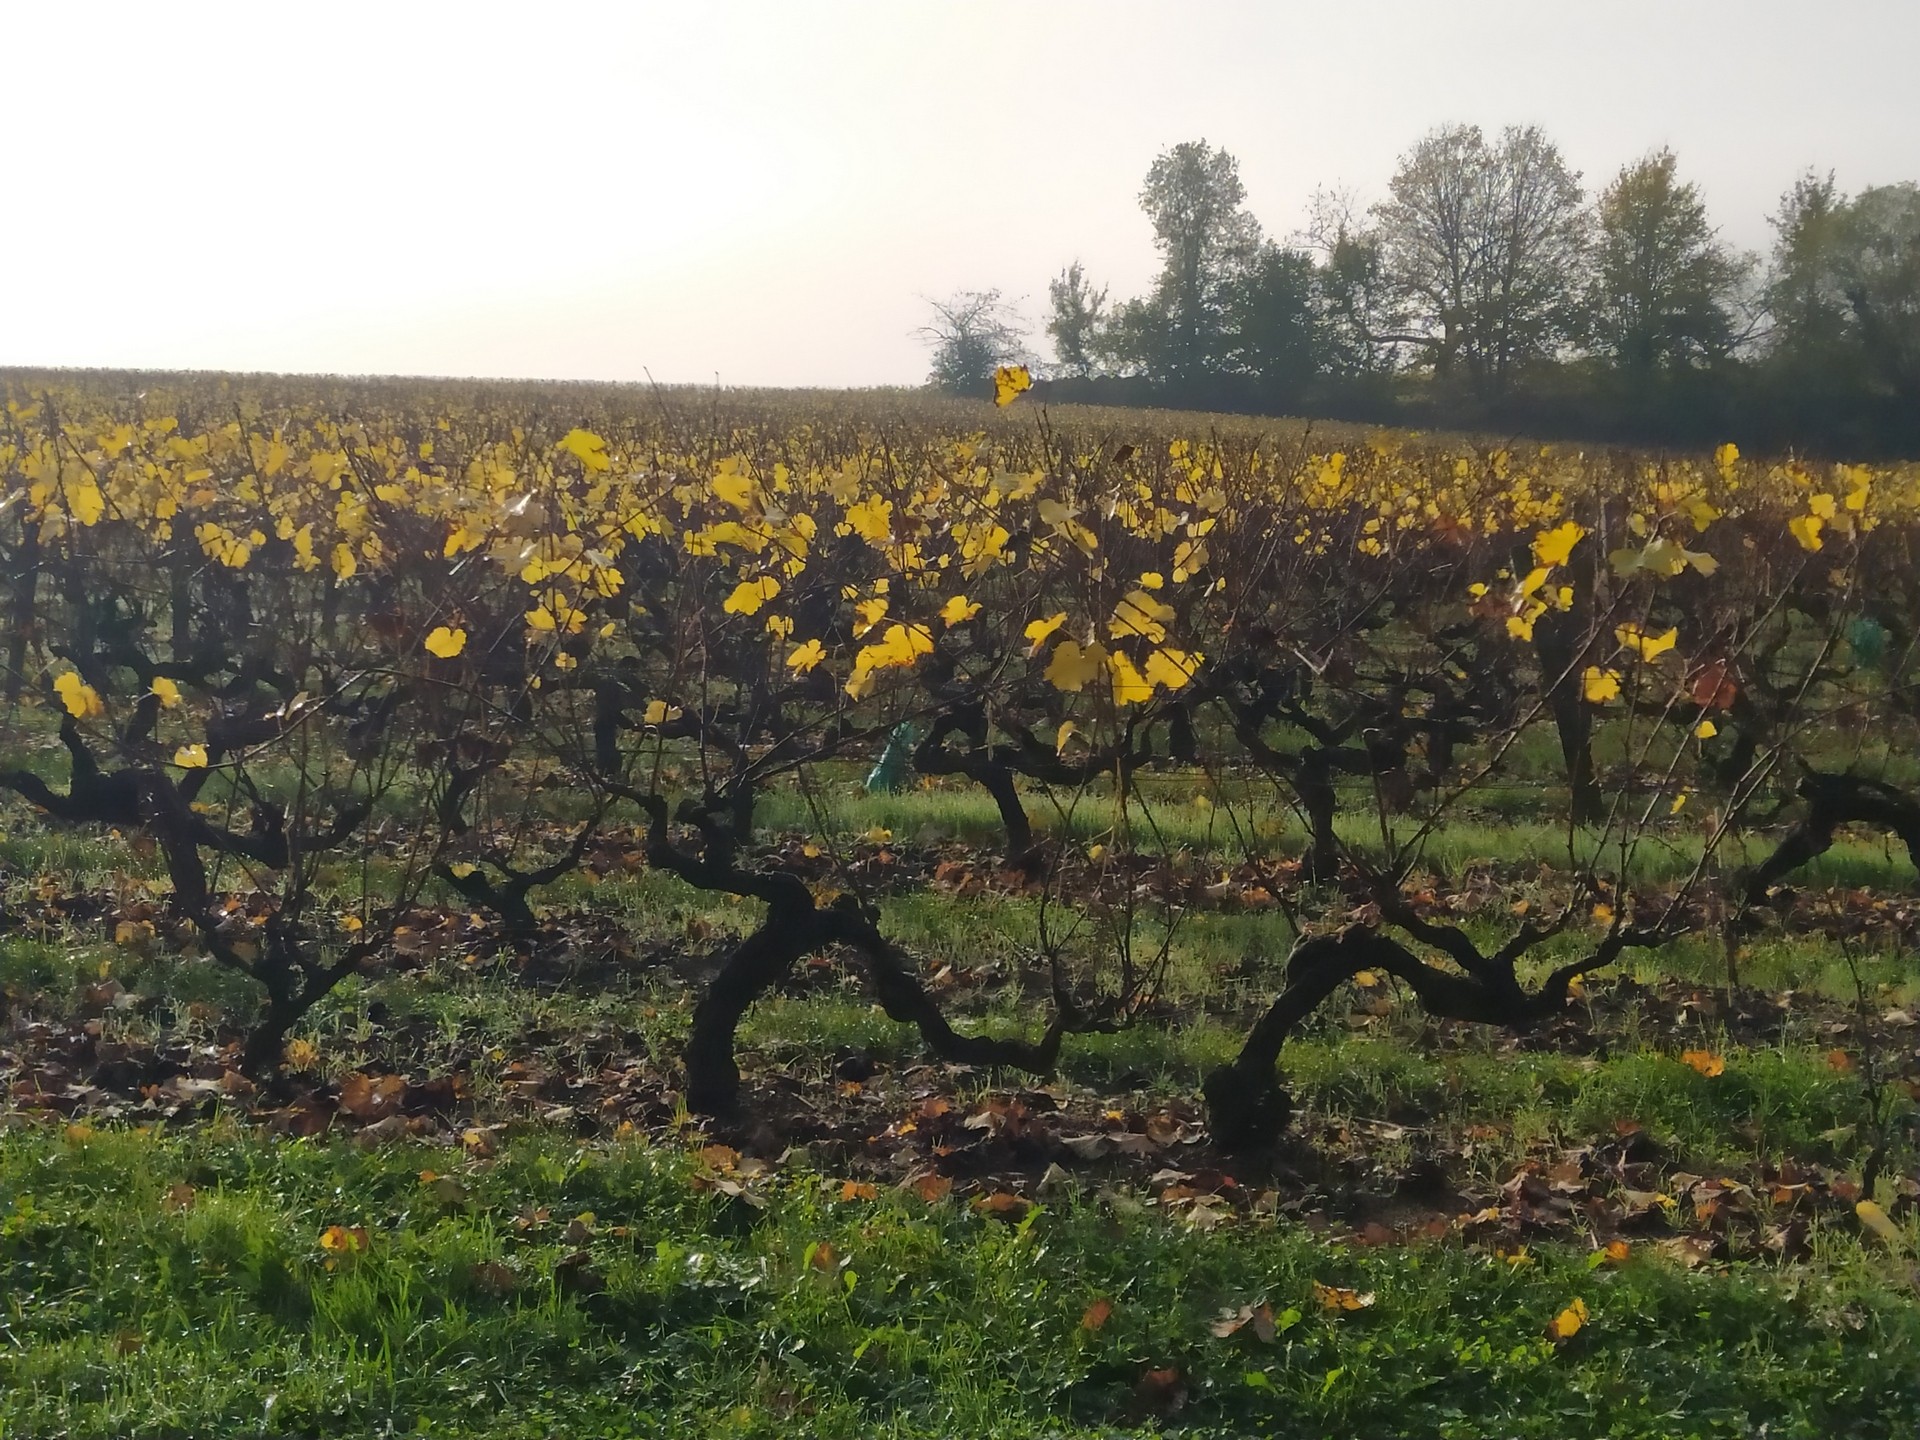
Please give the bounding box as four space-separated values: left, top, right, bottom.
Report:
1764 171 1853 367
918 290 1031 393
1138 141 1263 379
1089 294 1172 378
1763 177 1920 418
1836 183 1920 406
1046 261 1109 378
1587 149 1754 374
1302 188 1406 376
1222 243 1322 399
1373 124 1589 395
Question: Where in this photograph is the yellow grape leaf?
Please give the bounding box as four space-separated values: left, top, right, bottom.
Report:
557 428 611 472
1788 514 1824 552
786 638 826 672
1144 647 1200 692
284 1037 320 1070
1582 667 1621 704
424 626 467 659
642 700 684 725
723 576 781 616
1312 1282 1375 1313
940 594 981 626
1055 720 1080 754
1108 589 1175 644
318 1224 369 1254
1045 639 1104 693
1138 571 1165 590
1107 650 1153 706
447 862 479 878
1669 791 1689 815
1532 521 1586 567
848 597 888 638
172 744 209 769
1808 492 1837 520
331 543 358 580
1856 1200 1903 1247
1615 625 1677 661
1546 1297 1588 1342
992 364 1032 407
1024 612 1068 652
856 622 933 671
69 477 106 526
1680 1049 1725 1077
710 467 756 512
843 494 893 544
150 677 182 709
1609 537 1688 578
53 672 104 719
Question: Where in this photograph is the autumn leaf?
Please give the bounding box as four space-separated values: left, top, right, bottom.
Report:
1312 1282 1375 1313
424 625 467 658
1045 639 1104 692
284 1037 320 1071
1531 521 1586 567
149 676 182 708
939 594 981 626
172 744 210 769
786 637 826 672
557 428 611 472
1856 1200 1904 1247
1081 1297 1115 1332
1546 1297 1589 1342
319 1224 370 1254
1144 647 1200 691
723 575 781 616
992 364 1032 407
908 1172 953 1203
1615 624 1677 661
53 671 104 719
1107 649 1154 706
1582 666 1621 704
1788 513 1824 551
1023 611 1068 652
1108 588 1175 644
1680 1049 1726 1077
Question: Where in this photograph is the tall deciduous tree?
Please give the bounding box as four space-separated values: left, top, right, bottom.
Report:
1222 243 1322 400
917 290 1031 393
1764 177 1920 421
1137 141 1263 379
1587 149 1753 373
1045 261 1109 378
1373 124 1589 395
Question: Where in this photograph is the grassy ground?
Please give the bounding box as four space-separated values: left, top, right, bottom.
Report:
4 743 1920 1436
4 1127 1919 1440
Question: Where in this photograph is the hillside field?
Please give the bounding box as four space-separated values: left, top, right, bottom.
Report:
2 369 1919 1437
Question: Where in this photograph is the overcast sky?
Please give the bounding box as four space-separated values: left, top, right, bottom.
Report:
6 1 1916 387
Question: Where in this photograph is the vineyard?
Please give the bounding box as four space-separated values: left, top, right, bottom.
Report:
3 367 1920 1437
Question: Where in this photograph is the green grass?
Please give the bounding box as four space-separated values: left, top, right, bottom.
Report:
4 1126 1918 1440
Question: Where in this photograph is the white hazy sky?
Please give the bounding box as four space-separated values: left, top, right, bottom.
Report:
6 1 1917 387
